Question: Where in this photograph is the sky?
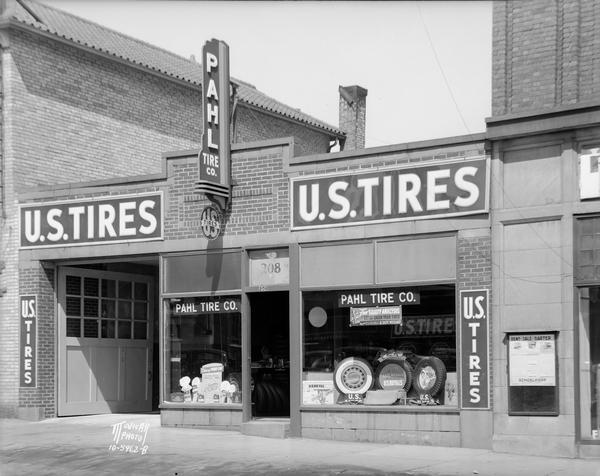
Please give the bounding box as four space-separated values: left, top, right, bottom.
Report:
47 1 492 148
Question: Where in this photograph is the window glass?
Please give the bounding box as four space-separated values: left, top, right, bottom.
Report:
164 297 242 404
84 277 99 297
302 285 457 407
579 287 600 440
102 279 116 298
66 318 81 337
65 273 150 340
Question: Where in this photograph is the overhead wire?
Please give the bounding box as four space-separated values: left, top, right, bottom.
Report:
416 2 576 281
416 3 472 135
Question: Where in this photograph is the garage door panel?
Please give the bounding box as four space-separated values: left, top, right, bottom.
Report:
59 267 154 416
66 346 92 403
94 346 120 401
124 347 149 401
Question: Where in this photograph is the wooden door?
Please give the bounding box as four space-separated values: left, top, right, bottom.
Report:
58 267 153 416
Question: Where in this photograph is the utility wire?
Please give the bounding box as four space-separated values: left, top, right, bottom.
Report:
417 3 472 135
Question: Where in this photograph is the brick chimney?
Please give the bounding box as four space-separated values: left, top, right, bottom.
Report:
338 85 367 150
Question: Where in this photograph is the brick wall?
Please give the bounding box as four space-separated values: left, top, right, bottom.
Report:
9 29 200 190
165 143 290 240
234 107 332 158
7 29 333 193
457 234 492 291
0 45 18 418
492 0 600 116
17 263 55 419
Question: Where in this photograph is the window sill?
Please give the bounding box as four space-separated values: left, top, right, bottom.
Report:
160 402 243 411
300 404 460 413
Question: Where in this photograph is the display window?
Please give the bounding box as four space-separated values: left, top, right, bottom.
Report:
164 296 242 405
578 287 600 440
302 285 457 407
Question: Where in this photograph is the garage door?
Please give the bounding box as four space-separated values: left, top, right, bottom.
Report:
58 267 153 416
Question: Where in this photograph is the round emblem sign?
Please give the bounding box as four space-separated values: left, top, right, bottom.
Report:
200 205 223 240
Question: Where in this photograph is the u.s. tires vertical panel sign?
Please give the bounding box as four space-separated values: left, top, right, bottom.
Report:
460 289 490 409
20 295 37 388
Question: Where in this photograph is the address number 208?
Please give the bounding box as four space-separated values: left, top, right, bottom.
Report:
261 262 281 274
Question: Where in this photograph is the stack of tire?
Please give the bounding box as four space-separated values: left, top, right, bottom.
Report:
252 381 287 415
333 355 446 398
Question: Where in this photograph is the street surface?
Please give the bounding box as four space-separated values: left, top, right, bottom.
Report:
1 413 599 476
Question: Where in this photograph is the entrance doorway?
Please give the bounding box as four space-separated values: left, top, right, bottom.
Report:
250 292 289 417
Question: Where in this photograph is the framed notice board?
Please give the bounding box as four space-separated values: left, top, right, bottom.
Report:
507 332 559 416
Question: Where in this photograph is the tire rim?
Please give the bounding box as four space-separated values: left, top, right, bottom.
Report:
334 358 373 394
342 364 367 390
418 366 436 391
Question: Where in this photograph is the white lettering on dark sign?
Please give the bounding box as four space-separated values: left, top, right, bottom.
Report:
460 289 489 409
338 289 420 307
291 158 488 229
20 192 163 248
171 297 241 315
197 39 231 198
20 295 37 388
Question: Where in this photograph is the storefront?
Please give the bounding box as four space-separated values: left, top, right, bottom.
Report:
575 145 600 449
154 135 493 447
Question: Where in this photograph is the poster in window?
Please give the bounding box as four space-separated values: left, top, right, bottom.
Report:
302 381 334 405
509 334 556 386
507 332 558 416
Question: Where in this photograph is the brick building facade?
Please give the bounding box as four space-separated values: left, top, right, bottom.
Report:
487 0 600 458
2 0 600 460
0 0 343 419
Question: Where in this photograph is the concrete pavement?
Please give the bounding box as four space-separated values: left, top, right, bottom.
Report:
1 413 599 476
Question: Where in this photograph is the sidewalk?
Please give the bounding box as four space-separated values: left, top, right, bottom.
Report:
1 413 599 476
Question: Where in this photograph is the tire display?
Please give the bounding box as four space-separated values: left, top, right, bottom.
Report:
412 356 446 397
253 381 287 415
374 358 413 392
333 357 374 394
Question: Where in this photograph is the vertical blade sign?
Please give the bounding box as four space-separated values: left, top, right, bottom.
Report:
198 39 231 198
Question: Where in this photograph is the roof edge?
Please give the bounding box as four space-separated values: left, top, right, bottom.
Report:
290 132 488 166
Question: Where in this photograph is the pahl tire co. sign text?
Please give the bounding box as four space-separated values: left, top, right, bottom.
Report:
197 39 231 198
20 192 163 248
291 157 488 229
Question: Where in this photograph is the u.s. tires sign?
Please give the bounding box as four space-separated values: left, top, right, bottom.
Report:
20 192 163 248
291 157 488 230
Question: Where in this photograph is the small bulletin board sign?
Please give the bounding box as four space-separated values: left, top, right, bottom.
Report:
507 332 559 416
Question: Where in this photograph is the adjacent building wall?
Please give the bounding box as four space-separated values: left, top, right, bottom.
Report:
490 133 578 457
489 0 600 458
492 0 600 117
